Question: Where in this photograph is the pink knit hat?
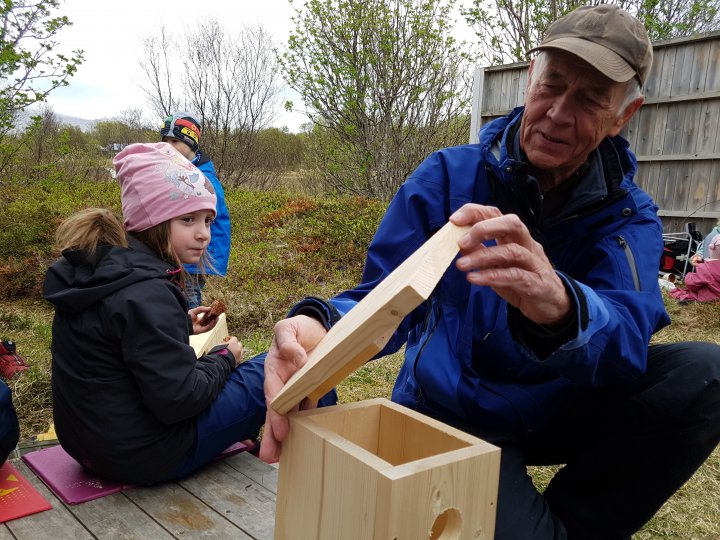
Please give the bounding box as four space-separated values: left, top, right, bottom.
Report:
113 142 217 232
708 234 720 260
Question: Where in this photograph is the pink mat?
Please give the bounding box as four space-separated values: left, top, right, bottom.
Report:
22 441 249 505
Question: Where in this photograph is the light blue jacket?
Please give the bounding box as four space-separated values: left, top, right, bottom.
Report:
316 108 670 440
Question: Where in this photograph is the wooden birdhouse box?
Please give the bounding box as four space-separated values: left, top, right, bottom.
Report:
271 223 501 539
275 398 500 539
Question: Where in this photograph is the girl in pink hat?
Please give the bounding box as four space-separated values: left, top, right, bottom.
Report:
42 142 288 485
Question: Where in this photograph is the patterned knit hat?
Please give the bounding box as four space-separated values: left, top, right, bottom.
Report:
160 112 202 153
113 142 216 232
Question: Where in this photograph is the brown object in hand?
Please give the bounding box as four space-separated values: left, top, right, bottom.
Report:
199 300 227 326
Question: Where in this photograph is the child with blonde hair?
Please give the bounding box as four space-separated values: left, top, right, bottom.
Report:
43 142 267 485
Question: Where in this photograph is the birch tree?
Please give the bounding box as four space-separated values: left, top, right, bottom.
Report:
282 0 472 199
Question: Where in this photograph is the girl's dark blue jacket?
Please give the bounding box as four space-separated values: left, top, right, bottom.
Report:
43 237 235 484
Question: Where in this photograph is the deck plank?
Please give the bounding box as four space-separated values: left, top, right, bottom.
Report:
64 491 176 539
178 461 276 540
124 481 253 539
225 449 279 494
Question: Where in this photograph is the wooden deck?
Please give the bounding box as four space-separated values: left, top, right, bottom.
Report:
3 450 279 539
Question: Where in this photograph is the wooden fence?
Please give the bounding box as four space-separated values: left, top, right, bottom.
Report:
470 30 720 235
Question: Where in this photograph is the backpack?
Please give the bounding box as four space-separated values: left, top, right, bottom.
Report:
0 340 29 380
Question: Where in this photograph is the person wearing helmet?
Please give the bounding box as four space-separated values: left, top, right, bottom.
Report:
160 112 231 308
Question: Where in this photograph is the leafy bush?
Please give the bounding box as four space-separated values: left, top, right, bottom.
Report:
0 179 120 299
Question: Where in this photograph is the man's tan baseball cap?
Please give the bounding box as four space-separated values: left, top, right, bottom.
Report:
529 4 653 87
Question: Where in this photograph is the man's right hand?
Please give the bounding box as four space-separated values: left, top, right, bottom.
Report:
259 315 328 463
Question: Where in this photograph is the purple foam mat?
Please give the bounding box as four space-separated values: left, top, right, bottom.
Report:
22 441 251 505
21 445 131 505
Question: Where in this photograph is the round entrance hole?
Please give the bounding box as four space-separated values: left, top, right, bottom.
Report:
429 507 461 539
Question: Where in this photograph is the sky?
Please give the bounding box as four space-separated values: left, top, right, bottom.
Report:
43 0 307 131
42 0 477 133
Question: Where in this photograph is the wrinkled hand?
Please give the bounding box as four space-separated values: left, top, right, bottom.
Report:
450 204 571 327
189 306 216 334
259 315 328 463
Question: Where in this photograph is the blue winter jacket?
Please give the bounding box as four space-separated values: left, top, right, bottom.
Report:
185 152 231 276
302 108 671 441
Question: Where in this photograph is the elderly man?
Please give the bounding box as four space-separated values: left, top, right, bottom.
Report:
261 5 720 539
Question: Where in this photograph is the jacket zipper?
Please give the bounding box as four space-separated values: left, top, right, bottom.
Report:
412 297 440 404
616 235 641 291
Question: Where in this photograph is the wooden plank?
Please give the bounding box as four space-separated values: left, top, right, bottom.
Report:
632 103 655 158
688 39 711 94
506 68 521 112
274 419 337 539
499 69 514 111
271 221 470 414
0 525 15 539
636 153 720 162
647 162 663 204
225 452 279 495
125 482 252 539
484 71 501 120
661 99 682 158
697 101 720 154
642 90 720 105
670 43 694 98
656 45 677 100
651 101 670 157
622 103 640 149
65 492 176 540
470 67 484 144
672 161 692 214
4 460 92 540
708 160 720 213
680 102 702 156
189 313 228 357
685 162 710 217
178 461 276 540
658 210 720 218
643 46 662 100
654 164 675 209
705 39 720 92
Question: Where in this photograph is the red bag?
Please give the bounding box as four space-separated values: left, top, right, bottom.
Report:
660 247 676 272
0 340 29 379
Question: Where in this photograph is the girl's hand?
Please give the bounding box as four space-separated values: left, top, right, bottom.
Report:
223 336 243 367
189 306 215 334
